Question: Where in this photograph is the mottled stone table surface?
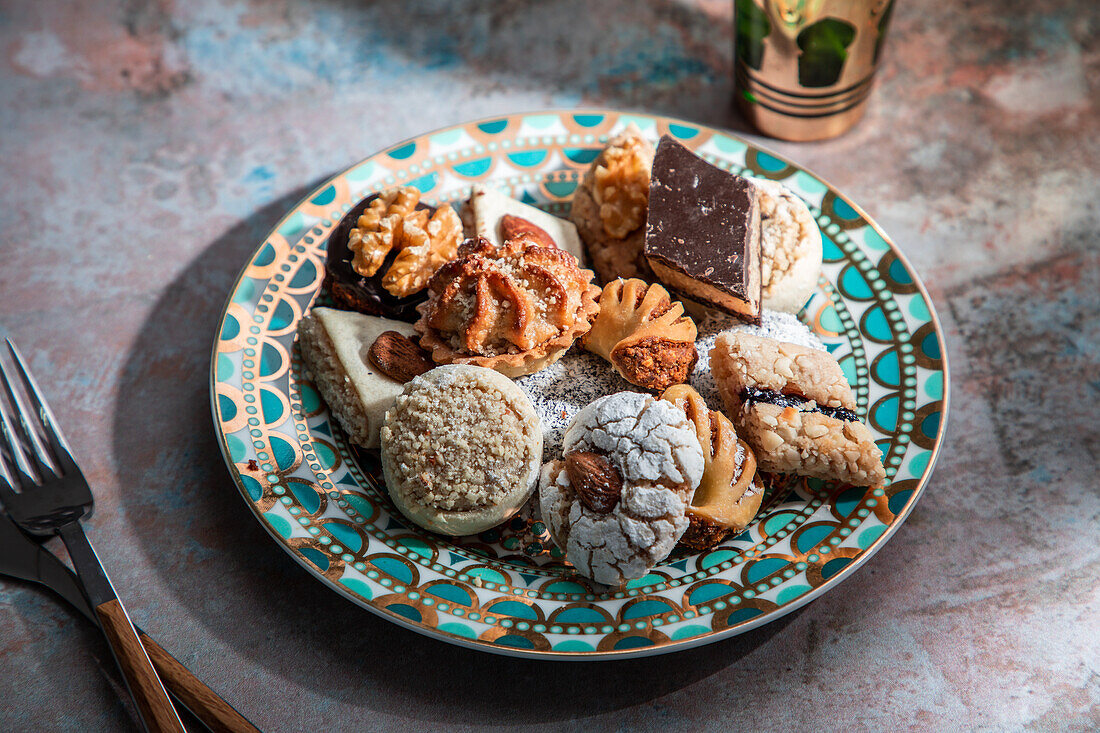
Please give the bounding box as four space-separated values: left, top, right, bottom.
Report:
1 0 1097 730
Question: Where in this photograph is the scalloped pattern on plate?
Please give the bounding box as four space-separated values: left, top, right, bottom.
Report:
211 110 947 658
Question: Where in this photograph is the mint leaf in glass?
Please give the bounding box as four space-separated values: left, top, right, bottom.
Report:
736 0 771 71
796 17 856 88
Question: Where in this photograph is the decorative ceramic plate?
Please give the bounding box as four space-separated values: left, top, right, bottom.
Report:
210 110 948 659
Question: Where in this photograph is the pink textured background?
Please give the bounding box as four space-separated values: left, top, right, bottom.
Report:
1 0 1097 730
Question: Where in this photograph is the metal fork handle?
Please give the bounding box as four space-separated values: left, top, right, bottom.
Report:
59 523 186 733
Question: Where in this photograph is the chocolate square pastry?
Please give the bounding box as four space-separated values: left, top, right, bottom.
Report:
644 136 762 324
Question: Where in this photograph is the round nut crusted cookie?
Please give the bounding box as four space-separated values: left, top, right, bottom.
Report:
749 177 823 314
380 364 542 536
539 392 705 586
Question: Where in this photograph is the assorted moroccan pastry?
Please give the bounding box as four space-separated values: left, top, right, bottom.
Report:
297 127 886 586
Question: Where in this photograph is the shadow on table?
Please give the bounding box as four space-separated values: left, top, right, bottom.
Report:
103 2 831 710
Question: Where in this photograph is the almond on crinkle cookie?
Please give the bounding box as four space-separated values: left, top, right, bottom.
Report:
538 391 704 586
710 331 886 488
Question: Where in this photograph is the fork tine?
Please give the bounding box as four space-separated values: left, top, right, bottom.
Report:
0 360 36 488
0 342 56 482
4 340 74 477
0 438 20 495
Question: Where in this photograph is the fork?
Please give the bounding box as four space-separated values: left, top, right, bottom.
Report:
0 340 186 733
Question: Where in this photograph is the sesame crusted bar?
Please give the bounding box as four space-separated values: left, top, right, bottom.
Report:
711 331 886 488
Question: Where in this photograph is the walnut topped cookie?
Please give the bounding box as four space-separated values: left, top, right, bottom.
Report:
349 187 463 298
539 391 705 586
415 236 601 377
325 187 463 322
380 364 542 536
570 125 655 283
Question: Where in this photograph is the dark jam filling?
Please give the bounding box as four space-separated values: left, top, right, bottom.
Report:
740 386 859 423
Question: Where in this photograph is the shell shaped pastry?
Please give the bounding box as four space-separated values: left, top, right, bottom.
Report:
583 278 698 391
661 384 764 552
414 236 601 377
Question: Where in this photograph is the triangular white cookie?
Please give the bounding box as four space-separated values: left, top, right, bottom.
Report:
470 184 586 264
297 307 417 449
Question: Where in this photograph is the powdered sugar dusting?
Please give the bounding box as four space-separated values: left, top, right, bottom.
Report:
517 309 822 456
516 349 642 455
692 308 825 409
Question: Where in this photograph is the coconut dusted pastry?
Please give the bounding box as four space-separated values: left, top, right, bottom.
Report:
660 384 763 552
570 125 655 283
710 332 886 488
380 365 542 536
538 391 705 586
750 177 823 314
583 278 698 392
414 236 601 377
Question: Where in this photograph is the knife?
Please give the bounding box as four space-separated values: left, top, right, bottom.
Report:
0 513 260 733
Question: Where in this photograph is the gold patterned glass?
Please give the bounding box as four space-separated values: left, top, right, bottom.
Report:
734 0 896 141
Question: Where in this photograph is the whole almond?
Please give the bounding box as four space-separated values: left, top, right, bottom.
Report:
565 451 623 513
367 331 434 383
500 214 557 249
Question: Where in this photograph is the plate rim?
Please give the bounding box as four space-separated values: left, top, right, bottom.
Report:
208 107 950 660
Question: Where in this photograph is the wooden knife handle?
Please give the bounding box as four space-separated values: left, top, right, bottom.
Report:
138 631 260 733
95 599 186 733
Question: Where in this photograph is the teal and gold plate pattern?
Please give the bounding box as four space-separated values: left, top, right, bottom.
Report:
210 110 948 659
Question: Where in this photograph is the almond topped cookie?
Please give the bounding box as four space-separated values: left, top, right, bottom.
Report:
297 307 422 449
468 185 586 264
539 391 705 586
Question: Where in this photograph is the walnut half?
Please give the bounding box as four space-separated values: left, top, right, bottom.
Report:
347 186 463 298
